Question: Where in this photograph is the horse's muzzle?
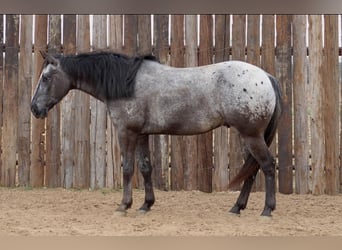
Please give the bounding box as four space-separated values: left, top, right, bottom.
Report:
31 103 48 119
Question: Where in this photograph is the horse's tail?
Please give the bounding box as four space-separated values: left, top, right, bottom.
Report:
228 73 283 189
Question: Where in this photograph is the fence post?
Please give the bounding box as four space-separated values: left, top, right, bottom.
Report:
153 15 170 191
0 15 3 184
323 15 339 195
2 14 19 187
62 15 76 188
293 15 310 194
198 14 213 193
170 15 186 191
90 15 107 189
308 15 325 195
18 15 33 187
261 15 276 157
74 15 91 189
212 14 230 192
108 15 123 189
135 15 152 188
183 15 199 190
31 15 47 187
229 15 246 190
276 15 293 194
46 15 62 187
247 15 264 191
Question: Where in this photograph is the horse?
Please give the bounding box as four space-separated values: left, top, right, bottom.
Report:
31 51 282 217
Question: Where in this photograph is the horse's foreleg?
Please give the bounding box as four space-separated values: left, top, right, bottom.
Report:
116 130 138 213
136 135 155 212
243 135 276 217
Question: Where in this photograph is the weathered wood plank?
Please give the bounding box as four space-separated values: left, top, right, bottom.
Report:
123 15 138 56
31 15 47 187
293 15 310 194
1 15 19 187
213 14 230 192
74 15 91 189
18 15 33 186
153 15 170 190
62 14 76 188
246 15 264 191
136 15 152 188
107 15 123 189
308 15 325 195
91 15 107 189
46 15 62 187
183 15 198 190
0 15 3 183
122 15 142 188
276 15 293 194
323 15 339 195
229 15 246 190
198 14 213 193
170 15 186 191
261 15 276 159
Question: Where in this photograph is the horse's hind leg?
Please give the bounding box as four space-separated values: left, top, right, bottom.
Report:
136 135 155 212
229 164 259 215
242 135 276 216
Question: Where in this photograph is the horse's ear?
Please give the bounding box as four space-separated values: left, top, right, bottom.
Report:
40 50 47 59
46 54 59 66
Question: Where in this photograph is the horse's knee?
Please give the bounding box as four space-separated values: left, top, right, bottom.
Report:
138 156 152 175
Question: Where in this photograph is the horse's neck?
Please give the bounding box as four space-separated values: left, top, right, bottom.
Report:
74 79 106 102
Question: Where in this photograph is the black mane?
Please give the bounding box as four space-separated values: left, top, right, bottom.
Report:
58 52 157 100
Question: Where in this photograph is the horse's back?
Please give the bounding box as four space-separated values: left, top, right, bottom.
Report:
131 60 276 135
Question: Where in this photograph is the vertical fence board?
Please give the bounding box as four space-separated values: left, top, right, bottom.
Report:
183 15 198 190
46 15 62 187
61 15 76 188
276 15 293 194
247 15 264 191
123 15 138 56
153 15 170 190
18 15 33 186
261 15 276 163
197 15 213 193
0 15 3 183
1 15 19 187
74 15 91 188
323 15 340 195
308 15 325 195
136 15 152 189
91 15 107 189
213 14 230 191
122 15 141 188
293 15 310 194
170 15 185 191
230 15 246 190
108 15 123 189
31 15 47 187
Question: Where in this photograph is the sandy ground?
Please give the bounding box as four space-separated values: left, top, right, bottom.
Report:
1 187 342 236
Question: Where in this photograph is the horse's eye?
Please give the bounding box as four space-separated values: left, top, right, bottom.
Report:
42 75 50 82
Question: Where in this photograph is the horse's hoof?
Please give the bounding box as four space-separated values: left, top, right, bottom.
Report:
137 208 150 215
228 205 241 216
260 208 273 217
228 211 241 217
114 205 128 216
114 210 127 217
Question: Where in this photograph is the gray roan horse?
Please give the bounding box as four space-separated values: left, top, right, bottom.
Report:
31 51 282 217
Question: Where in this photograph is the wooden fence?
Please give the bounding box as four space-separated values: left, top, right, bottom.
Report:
0 14 341 195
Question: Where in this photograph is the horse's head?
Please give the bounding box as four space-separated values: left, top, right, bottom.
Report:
31 51 72 119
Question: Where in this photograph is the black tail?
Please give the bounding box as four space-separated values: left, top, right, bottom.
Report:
228 74 283 188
